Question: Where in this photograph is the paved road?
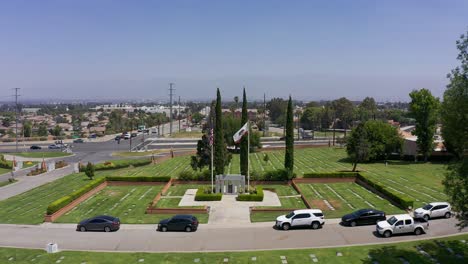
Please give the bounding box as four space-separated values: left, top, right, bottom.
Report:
0 218 465 252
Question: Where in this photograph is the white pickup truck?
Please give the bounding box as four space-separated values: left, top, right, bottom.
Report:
376 214 429 238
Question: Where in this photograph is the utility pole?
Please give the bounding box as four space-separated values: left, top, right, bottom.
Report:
169 83 175 136
263 93 266 137
178 96 181 132
13 88 20 152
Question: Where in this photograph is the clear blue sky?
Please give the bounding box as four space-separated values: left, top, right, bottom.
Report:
0 0 467 102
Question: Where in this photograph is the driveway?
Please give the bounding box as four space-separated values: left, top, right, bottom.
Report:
0 218 465 252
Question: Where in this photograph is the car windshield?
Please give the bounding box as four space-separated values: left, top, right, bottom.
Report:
422 204 433 210
387 216 398 225
285 212 295 219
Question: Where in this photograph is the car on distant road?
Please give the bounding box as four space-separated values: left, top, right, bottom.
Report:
276 209 325 231
157 215 199 232
30 145 42 150
341 209 386 227
376 214 429 238
48 144 61 149
77 215 120 232
114 135 121 141
73 139 84 143
414 202 452 221
131 132 137 138
123 133 131 139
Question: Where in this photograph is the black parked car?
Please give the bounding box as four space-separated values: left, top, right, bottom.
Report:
30 145 42 150
158 215 199 232
77 215 120 232
73 138 84 143
341 209 386 227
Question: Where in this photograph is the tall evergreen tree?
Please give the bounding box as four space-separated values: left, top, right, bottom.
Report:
240 88 248 176
284 96 294 172
214 88 225 175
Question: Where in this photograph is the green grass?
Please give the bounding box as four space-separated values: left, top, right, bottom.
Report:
55 185 162 224
0 234 466 263
297 182 405 219
112 149 171 157
251 184 306 223
155 197 204 209
164 184 209 196
11 152 71 158
0 179 17 187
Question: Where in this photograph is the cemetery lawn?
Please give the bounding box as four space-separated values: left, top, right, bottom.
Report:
297 182 405 219
11 152 71 158
251 184 307 223
0 234 466 264
0 179 17 187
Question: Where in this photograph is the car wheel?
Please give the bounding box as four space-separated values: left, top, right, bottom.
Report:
311 221 320 230
185 226 192 232
414 228 423 235
350 221 357 227
282 223 290 231
104 226 111 232
423 215 430 221
383 231 392 238
445 212 451 218
80 226 86 232
161 226 167 232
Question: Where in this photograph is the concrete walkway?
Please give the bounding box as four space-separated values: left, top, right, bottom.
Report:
179 189 281 225
0 166 74 201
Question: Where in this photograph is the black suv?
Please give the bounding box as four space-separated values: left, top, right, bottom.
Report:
341 209 386 227
158 215 199 232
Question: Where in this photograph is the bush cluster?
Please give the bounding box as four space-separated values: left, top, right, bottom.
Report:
0 155 11 169
47 177 106 215
94 159 151 171
303 172 358 178
55 160 68 169
236 187 264 201
195 187 222 201
357 173 414 209
27 167 47 176
178 170 211 181
261 169 296 181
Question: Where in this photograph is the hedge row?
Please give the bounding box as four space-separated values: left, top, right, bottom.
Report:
237 187 264 201
303 172 358 178
46 176 170 215
195 188 222 201
94 159 152 171
106 176 170 182
46 177 106 215
357 172 414 209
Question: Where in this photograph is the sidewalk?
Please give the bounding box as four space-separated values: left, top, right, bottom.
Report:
0 165 74 201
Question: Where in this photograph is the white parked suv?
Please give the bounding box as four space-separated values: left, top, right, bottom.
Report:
414 202 451 221
275 209 325 231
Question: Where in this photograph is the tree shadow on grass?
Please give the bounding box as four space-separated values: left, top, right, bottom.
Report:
362 240 467 264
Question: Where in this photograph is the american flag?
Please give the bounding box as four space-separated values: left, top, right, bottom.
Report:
209 128 214 146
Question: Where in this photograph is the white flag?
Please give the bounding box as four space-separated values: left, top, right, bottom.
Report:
233 122 249 144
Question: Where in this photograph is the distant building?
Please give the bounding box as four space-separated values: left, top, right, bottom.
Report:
222 108 258 119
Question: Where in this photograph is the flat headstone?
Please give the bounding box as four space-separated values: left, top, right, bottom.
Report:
81 262 87 264
282 260 288 264
336 252 343 257
461 240 466 243
312 258 318 263
31 259 36 262
223 258 228 262
251 257 257 261
309 254 316 258
280 256 286 260
60 256 65 260
8 257 14 261
194 258 200 263
138 259 144 262
56 260 61 263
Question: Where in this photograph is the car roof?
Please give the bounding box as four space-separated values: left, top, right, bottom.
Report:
293 209 323 214
94 215 118 221
173 214 195 219
428 202 450 206
392 214 411 220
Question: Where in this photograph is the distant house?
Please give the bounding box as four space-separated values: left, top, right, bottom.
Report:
87 126 106 136
400 126 447 159
222 108 258 119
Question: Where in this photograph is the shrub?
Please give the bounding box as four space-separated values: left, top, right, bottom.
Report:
46 177 106 215
177 169 211 181
39 137 47 141
195 187 222 201
106 176 170 182
55 160 68 169
357 173 414 209
178 170 195 181
263 168 296 181
84 162 95 180
27 167 47 176
303 172 358 178
95 159 151 171
237 187 264 201
0 155 11 169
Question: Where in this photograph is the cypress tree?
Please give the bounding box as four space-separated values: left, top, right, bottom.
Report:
284 96 294 172
214 88 225 175
240 88 248 176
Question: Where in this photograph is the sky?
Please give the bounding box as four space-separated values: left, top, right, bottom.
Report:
0 0 467 102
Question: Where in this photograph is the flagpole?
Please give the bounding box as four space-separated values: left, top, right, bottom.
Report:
247 122 250 191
